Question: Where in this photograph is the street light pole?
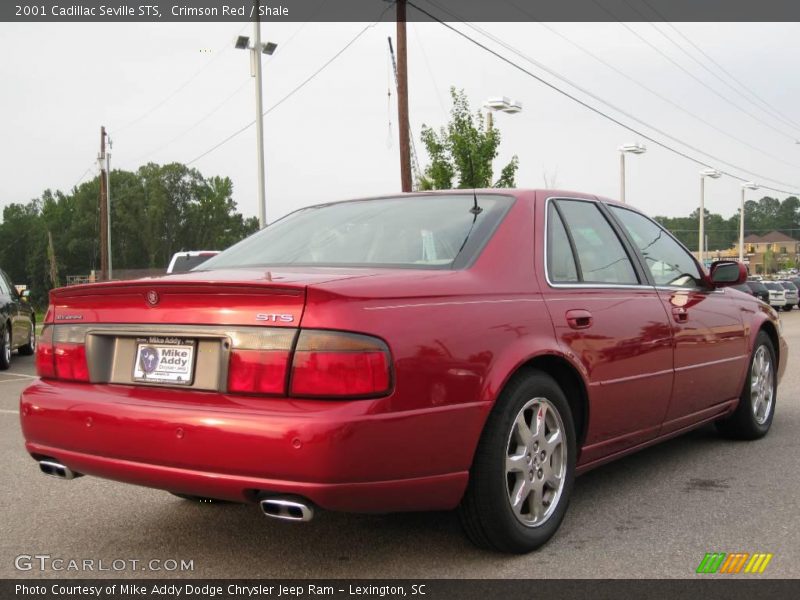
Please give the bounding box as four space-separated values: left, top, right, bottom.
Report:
253 0 266 228
106 143 112 280
740 182 759 264
618 143 646 204
699 168 722 265
234 7 277 229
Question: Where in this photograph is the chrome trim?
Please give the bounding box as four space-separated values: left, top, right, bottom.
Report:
259 497 314 522
543 196 649 290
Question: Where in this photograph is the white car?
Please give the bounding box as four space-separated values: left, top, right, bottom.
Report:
777 280 799 311
763 281 787 309
166 250 220 274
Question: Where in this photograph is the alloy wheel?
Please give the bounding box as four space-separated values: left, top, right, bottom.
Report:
751 345 774 425
505 397 567 527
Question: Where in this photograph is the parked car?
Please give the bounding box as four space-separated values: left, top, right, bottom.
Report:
21 190 786 553
777 281 799 311
763 281 788 310
166 250 220 274
0 269 35 369
734 280 769 304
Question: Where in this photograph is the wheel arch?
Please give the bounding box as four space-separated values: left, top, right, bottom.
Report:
759 320 780 368
488 352 590 457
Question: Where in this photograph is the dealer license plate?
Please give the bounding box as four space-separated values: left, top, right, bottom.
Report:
132 337 196 385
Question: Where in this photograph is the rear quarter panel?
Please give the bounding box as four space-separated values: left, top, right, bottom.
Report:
299 191 566 470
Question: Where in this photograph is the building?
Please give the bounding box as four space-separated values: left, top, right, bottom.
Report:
739 231 800 274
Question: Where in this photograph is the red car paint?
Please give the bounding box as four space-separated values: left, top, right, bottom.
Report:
19 190 787 512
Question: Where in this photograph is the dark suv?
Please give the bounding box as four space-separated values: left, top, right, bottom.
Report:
735 280 769 303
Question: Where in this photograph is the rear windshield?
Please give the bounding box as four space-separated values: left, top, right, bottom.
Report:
171 254 216 273
780 282 798 290
202 194 513 270
764 282 782 291
747 281 767 292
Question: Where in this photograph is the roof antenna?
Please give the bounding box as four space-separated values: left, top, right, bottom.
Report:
467 154 483 215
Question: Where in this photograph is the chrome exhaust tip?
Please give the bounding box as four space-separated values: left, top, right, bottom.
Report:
259 497 314 522
38 460 81 480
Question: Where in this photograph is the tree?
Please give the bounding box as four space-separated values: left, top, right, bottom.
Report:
418 88 519 190
0 162 260 306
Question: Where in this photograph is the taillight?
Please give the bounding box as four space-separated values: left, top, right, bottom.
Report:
226 329 295 396
227 350 290 394
35 324 55 378
226 329 392 398
289 330 391 398
36 324 90 382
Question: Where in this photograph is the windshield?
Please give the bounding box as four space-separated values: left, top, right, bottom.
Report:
202 194 512 270
764 282 782 291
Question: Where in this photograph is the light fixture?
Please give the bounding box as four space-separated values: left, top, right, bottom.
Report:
262 42 278 55
234 35 250 50
619 142 647 155
700 168 722 179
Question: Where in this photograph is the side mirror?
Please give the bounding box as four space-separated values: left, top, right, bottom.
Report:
20 289 30 303
709 261 747 287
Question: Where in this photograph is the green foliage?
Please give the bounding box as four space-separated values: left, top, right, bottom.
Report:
655 195 800 252
0 163 259 306
419 88 519 190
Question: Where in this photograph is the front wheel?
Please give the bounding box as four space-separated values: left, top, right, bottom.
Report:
458 370 576 553
715 331 776 440
0 324 11 370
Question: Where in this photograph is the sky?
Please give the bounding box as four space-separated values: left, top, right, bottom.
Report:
1 20 800 226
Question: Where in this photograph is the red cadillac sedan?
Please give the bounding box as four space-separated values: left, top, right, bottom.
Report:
20 190 786 553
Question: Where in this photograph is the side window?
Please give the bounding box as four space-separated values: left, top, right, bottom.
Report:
553 200 638 285
547 204 579 282
610 206 703 288
0 275 10 297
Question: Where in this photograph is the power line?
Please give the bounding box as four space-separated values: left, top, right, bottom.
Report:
589 0 798 144
410 0 800 196
70 163 96 190
114 23 248 135
638 0 800 136
130 10 324 165
186 18 388 166
516 12 800 171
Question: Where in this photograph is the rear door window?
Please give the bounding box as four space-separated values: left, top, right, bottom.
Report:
550 200 638 285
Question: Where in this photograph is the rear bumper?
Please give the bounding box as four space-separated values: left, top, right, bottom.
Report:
20 380 487 512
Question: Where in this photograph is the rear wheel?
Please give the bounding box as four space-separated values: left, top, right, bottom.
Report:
459 370 576 553
0 324 11 370
715 331 776 440
18 323 35 356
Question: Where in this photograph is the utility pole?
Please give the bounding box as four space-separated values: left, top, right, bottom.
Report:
396 0 412 193
98 126 109 281
253 0 267 227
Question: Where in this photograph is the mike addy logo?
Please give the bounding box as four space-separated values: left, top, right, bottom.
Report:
696 552 774 574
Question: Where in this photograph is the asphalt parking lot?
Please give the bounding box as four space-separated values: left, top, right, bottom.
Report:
1 314 798 579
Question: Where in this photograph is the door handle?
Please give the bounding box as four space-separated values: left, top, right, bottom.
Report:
566 309 593 330
672 306 688 323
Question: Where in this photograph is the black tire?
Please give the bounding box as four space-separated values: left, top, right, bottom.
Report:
0 323 11 370
715 331 776 440
782 305 792 312
458 369 576 553
18 323 35 356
